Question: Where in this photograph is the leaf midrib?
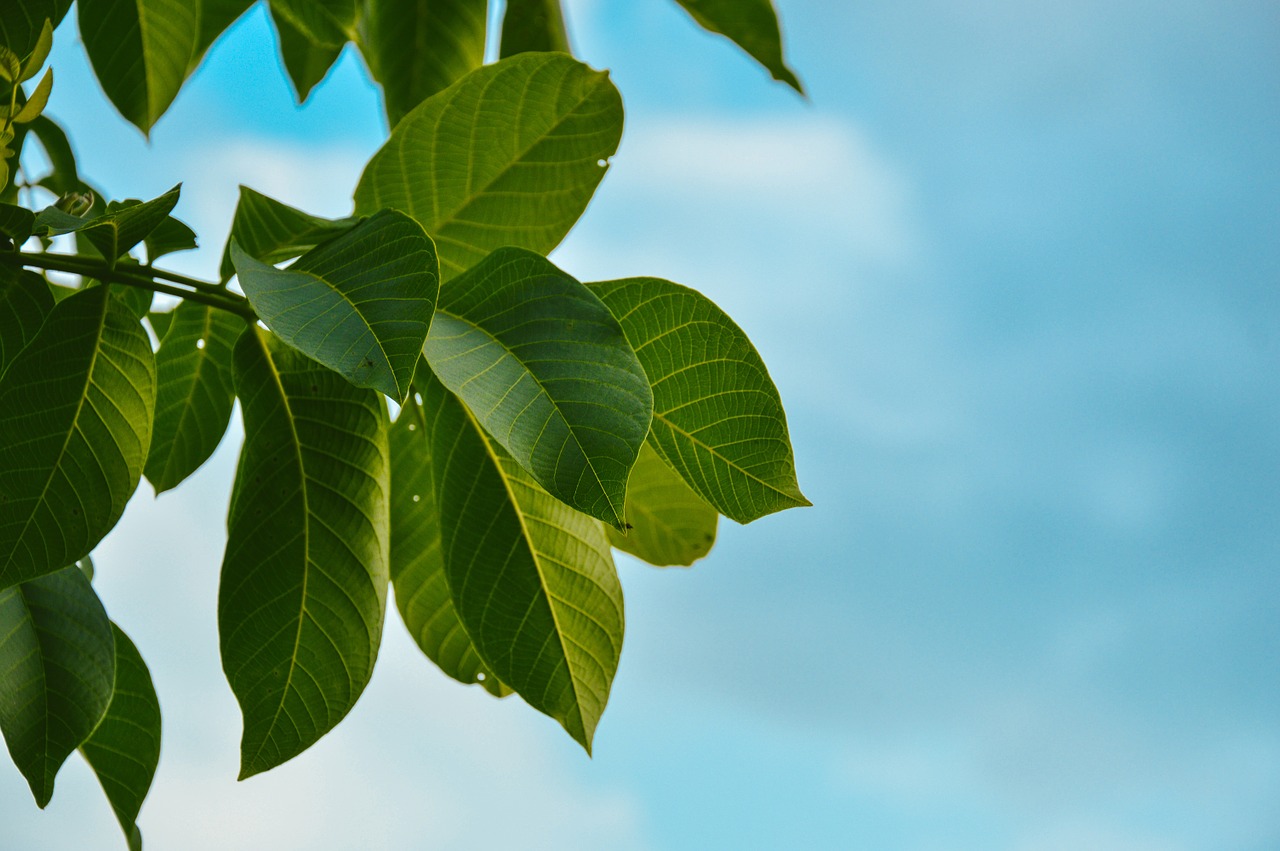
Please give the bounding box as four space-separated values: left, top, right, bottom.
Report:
654 411 806 505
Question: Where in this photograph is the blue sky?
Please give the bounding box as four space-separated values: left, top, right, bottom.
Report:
3 1 1278 849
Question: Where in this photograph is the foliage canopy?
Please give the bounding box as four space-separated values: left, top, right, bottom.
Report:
0 0 806 844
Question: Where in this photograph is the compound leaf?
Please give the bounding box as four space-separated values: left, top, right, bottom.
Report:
670 0 803 93
0 564 115 808
144 300 242 493
354 52 622 280
0 286 156 589
587 277 807 523
424 248 651 529
607 442 718 567
231 209 439 401
357 0 486 126
78 0 199 134
221 327 389 778
389 390 508 697
80 623 161 851
422 369 623 751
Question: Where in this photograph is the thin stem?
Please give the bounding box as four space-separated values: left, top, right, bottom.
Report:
5 251 257 320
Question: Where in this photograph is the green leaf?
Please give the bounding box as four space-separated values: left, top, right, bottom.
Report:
354 52 623 280
111 283 153 319
219 186 361 283
0 285 157 589
193 0 256 68
81 185 183 264
670 0 803 93
231 209 438 401
607 442 718 567
146 308 174 341
80 623 161 851
11 67 53 123
424 248 651 529
271 5 344 103
78 0 200 134
0 3 72 58
420 369 623 751
388 389 509 697
221 327 390 778
27 115 95 199
145 300 242 493
356 0 486 126
587 277 808 523
143 214 197 262
0 265 52 380
0 202 35 245
32 204 88 237
0 564 115 807
268 0 357 48
500 0 570 57
19 19 54 83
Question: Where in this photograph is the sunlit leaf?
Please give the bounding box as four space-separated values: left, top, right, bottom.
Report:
500 0 570 57
145 300 242 493
354 52 623 280
0 565 114 807
389 390 509 697
80 623 161 851
588 277 808 523
11 67 53 123
357 0 486 126
271 6 344 103
424 248 651 529
219 186 360 282
78 0 200 134
232 209 438 401
670 0 803 93
221 327 389 778
0 286 156 589
607 443 718 567
421 369 622 751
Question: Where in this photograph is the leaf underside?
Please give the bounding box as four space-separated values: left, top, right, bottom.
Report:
671 0 803 93
607 442 718 567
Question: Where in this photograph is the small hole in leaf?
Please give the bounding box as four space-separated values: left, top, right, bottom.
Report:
597 159 607 167
407 423 416 431
195 338 205 349
412 494 420 503
414 392 423 406
476 672 486 681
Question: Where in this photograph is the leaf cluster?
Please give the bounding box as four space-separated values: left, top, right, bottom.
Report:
0 1 807 845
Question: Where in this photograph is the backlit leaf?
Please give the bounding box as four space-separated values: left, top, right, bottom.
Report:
357 0 487 126
421 369 622 750
81 186 182 264
80 624 161 851
0 264 53 378
354 52 623 280
231 209 439 401
221 327 389 778
424 248 651 529
219 186 360 283
389 390 509 697
0 3 72 59
271 6 344 103
670 0 803 93
588 277 808 523
607 442 718 567
0 286 156 589
268 0 357 48
145 300 242 493
500 0 570 57
78 0 200 134
0 565 114 807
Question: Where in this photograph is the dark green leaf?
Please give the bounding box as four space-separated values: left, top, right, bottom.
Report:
354 52 623 280
420 369 622 751
268 0 357 48
0 202 34 245
0 264 53 379
219 186 361 282
145 300 242 493
271 5 344 103
357 0 486 126
221 327 390 778
607 442 718 567
389 389 509 697
80 624 161 851
0 3 72 58
78 0 200 134
670 0 803 93
143 215 197 262
27 115 95 199
0 564 114 807
424 248 651 529
81 185 182 264
587 277 808 522
147 308 174 341
193 0 256 67
0 286 157 589
500 0 570 57
232 209 438 401
32 204 88 237
111 283 153 319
